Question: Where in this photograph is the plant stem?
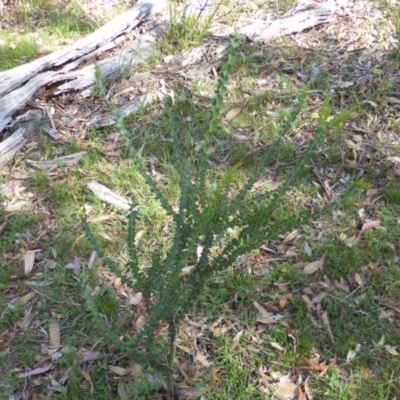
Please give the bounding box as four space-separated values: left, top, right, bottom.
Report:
166 315 177 400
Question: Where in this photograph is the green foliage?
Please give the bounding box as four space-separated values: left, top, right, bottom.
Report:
382 183 400 205
124 372 163 399
83 36 355 398
31 170 51 188
95 292 120 316
0 37 39 72
160 2 219 55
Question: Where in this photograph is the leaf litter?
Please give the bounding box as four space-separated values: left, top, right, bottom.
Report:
1 0 400 398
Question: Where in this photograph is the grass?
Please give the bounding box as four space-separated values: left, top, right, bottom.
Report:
0 0 104 71
1 0 400 398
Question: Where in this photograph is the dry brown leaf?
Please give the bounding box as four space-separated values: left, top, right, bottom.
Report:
379 309 395 320
14 184 28 200
336 81 354 88
387 96 400 104
24 250 36 275
388 156 400 163
5 200 28 212
80 351 100 362
87 251 97 269
253 301 270 318
345 159 356 168
385 345 399 356
283 229 298 243
321 311 335 344
132 230 144 246
135 315 145 331
304 242 312 256
176 344 210 367
225 107 242 121
352 134 363 143
303 258 324 275
70 233 84 253
210 368 221 384
108 365 129 376
345 139 362 151
195 353 210 368
233 133 249 141
17 365 52 378
359 365 372 378
231 330 243 345
17 311 34 330
117 380 129 400
302 287 313 296
272 382 299 400
129 292 143 306
73 256 80 276
210 326 230 336
16 292 35 306
302 295 315 310
348 112 359 120
99 232 113 242
363 100 378 108
270 341 284 351
311 292 327 304
80 370 94 395
346 344 361 362
179 388 206 397
257 314 284 325
128 363 142 378
361 219 381 232
285 250 297 258
113 278 122 289
257 317 276 325
178 327 190 342
354 272 362 286
49 321 61 350
303 379 314 400
279 292 292 309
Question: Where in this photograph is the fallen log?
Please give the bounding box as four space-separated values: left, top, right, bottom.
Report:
0 0 167 133
0 1 340 167
0 128 27 165
240 1 337 44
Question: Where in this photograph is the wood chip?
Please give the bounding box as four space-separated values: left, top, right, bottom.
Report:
87 181 131 212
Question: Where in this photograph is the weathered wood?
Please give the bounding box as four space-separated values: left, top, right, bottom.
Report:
0 110 61 166
8 110 59 140
27 152 86 170
208 2 337 43
55 33 159 96
87 93 156 128
87 1 340 131
0 0 339 164
87 181 132 212
0 128 27 165
239 2 337 43
166 2 338 79
0 0 167 133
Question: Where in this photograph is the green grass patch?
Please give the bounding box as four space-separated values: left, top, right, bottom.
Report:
0 35 39 71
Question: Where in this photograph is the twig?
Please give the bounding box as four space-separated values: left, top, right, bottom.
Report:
309 159 332 200
166 315 177 400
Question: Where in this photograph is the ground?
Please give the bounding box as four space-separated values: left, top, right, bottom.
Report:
1 0 400 399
